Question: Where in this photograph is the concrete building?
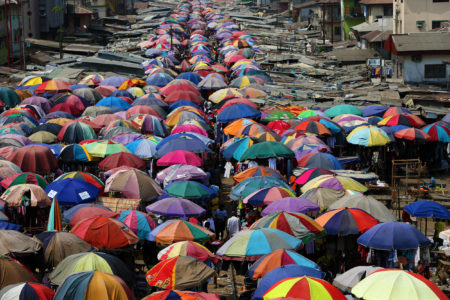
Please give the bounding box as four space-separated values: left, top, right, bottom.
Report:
393 0 450 34
88 0 135 18
385 32 450 84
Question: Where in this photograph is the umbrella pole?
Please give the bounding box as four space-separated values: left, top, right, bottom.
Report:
425 217 428 237
230 262 238 300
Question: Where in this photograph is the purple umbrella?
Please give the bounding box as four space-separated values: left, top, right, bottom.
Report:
112 133 144 144
156 164 207 187
133 96 169 109
294 148 321 161
146 197 206 217
114 111 128 119
140 115 169 136
99 76 128 88
262 197 320 216
21 96 53 113
0 134 32 146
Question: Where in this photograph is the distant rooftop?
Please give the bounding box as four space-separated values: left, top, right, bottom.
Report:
386 32 450 54
360 0 393 4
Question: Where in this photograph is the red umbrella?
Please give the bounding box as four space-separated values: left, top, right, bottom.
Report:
69 206 119 227
157 150 203 167
99 152 145 170
50 95 86 117
92 114 123 127
9 145 58 174
180 60 191 72
127 105 163 118
160 84 201 97
95 85 116 97
267 120 291 135
35 80 72 94
217 98 258 114
211 64 229 73
71 216 139 249
224 55 246 64
164 91 204 105
394 128 432 143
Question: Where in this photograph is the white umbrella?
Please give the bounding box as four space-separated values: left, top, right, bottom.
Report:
333 266 382 292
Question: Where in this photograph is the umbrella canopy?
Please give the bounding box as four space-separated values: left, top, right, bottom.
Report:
0 172 48 189
378 113 425 128
262 197 320 216
295 168 335 185
351 269 448 300
68 206 118 227
230 176 292 201
156 164 207 187
55 172 104 192
9 145 58 174
45 178 99 206
422 123 450 143
357 221 433 250
158 241 217 263
99 152 145 170
35 80 71 94
325 104 362 117
58 144 93 162
0 257 36 289
117 209 156 240
404 200 450 218
216 104 261 123
216 228 302 261
58 121 97 143
239 141 294 161
332 265 382 292
262 276 346 300
315 208 379 236
301 188 346 210
0 230 42 255
62 203 111 222
146 197 206 217
233 166 283 183
104 169 163 200
149 220 215 244
297 153 343 170
164 181 215 200
157 150 203 167
242 187 295 206
394 127 431 143
301 175 368 193
35 231 92 269
328 194 396 222
84 140 130 158
247 248 319 281
1 184 51 207
146 256 214 290
0 282 54 300
71 216 139 249
53 271 132 300
251 212 326 242
347 126 391 147
49 252 134 287
143 290 219 300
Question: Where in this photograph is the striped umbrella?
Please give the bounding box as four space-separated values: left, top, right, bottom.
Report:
315 208 379 236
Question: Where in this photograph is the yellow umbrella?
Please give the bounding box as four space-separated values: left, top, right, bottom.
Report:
208 88 243 103
301 175 368 193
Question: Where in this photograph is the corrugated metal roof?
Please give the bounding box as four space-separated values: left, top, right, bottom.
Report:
361 30 392 42
392 32 450 52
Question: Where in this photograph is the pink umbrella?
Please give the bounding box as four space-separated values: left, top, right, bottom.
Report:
157 150 203 167
92 114 123 127
95 85 116 97
171 124 208 137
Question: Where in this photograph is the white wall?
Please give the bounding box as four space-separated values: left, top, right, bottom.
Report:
403 54 450 83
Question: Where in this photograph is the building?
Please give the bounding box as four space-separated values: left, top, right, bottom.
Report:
385 32 450 84
0 0 23 66
393 0 450 34
66 5 94 35
88 0 135 18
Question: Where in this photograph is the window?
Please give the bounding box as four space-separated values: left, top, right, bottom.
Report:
433 0 449 2
383 5 393 17
334 26 341 35
424 64 446 78
432 20 448 29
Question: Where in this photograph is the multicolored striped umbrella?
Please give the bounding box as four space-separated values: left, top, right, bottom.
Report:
233 166 284 183
262 276 347 300
394 128 432 143
294 120 331 136
117 209 156 240
250 212 326 242
301 175 368 193
216 229 302 261
346 125 391 147
295 168 335 185
242 187 295 206
0 172 48 189
143 290 219 300
262 197 320 216
422 123 450 142
149 220 215 244
0 283 54 300
378 113 425 128
158 241 217 263
315 208 379 236
146 256 215 290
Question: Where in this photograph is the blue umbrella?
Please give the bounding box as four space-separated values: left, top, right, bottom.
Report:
111 90 133 99
146 73 174 87
45 178 99 206
230 176 293 201
69 84 89 90
357 221 432 250
176 72 203 84
299 152 343 170
96 97 131 112
217 104 261 123
361 105 388 117
252 265 325 300
0 221 20 230
99 76 128 88
318 119 342 134
404 200 450 219
223 137 256 161
367 116 382 125
155 136 211 157
58 144 91 162
169 100 202 111
31 143 62 156
126 139 157 159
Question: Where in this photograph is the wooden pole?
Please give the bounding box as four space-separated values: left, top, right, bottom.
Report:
230 262 237 300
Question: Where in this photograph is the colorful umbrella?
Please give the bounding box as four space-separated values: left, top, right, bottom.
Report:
155 164 207 187
357 221 433 250
45 178 99 206
301 188 346 210
378 113 425 128
99 152 145 170
54 271 132 300
55 172 104 193
164 181 215 200
394 127 431 143
149 220 215 244
157 150 203 167
104 169 163 200
297 153 343 170
216 104 261 123
117 209 156 240
233 166 284 183
404 200 450 218
35 80 72 94
325 104 362 118
251 210 326 242
0 230 42 255
0 282 54 300
49 252 134 287
352 269 448 300
146 197 206 217
71 216 139 249
295 168 335 185
146 256 215 290
0 256 36 289
230 176 293 201
301 175 368 193
347 126 391 147
0 172 48 189
83 140 130 158
68 206 118 227
239 141 294 160
242 187 295 206
158 241 217 263
9 145 58 174
216 228 302 261
262 197 320 216
315 208 379 236
1 184 51 207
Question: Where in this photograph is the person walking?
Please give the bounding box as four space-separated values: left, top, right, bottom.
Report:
226 211 240 238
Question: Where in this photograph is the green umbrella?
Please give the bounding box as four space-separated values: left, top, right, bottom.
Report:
262 111 297 122
240 141 295 161
84 140 130 158
164 181 213 200
325 104 362 118
230 176 293 201
0 172 48 189
0 87 21 108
